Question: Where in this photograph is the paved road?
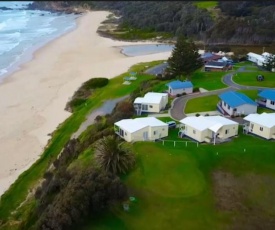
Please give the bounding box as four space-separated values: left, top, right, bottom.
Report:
170 87 232 120
222 72 274 90
145 63 168 75
72 95 128 138
170 65 273 121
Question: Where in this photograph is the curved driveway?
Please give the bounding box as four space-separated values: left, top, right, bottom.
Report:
170 65 273 121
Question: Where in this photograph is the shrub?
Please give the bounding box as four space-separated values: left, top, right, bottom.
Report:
82 78 109 90
193 87 200 92
205 113 209 116
195 113 200 117
65 78 109 112
67 98 87 111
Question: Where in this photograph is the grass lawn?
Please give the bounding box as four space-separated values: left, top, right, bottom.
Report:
184 90 275 115
0 60 165 228
233 71 275 87
191 70 228 91
185 95 219 113
79 133 275 230
194 1 218 9
157 116 180 124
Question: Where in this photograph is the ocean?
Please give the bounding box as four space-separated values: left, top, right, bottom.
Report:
0 1 80 80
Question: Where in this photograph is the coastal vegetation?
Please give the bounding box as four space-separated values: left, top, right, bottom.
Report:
32 1 275 45
94 135 136 175
65 78 109 112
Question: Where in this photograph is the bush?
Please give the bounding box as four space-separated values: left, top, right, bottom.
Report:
193 87 200 92
195 113 200 117
65 78 109 112
67 98 87 111
82 78 109 90
35 168 128 230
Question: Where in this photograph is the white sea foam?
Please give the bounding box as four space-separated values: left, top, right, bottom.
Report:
0 1 78 78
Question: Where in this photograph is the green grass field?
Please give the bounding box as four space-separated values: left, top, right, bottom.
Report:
194 1 218 9
79 133 275 230
191 71 228 90
233 71 275 87
185 95 219 113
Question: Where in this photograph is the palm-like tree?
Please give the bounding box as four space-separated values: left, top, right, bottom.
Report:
94 135 136 175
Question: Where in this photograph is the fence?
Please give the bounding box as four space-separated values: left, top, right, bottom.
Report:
157 139 199 148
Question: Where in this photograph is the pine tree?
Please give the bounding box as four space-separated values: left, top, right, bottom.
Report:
167 36 203 80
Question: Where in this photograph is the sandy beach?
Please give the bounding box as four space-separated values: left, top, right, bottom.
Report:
0 11 172 196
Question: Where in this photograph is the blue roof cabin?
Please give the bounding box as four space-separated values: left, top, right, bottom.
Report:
257 89 275 110
166 80 193 96
217 91 257 116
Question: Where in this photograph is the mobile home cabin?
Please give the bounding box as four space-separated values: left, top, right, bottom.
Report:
257 89 275 110
134 92 168 115
218 91 257 116
243 113 275 140
179 116 239 144
114 117 169 142
166 80 193 96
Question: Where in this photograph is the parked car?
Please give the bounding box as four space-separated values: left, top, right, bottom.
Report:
167 121 177 129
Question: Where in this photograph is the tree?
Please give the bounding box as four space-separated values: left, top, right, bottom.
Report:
94 135 136 175
35 167 128 230
167 36 203 80
263 54 275 72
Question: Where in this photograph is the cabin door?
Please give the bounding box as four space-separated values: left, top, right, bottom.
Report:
143 131 148 140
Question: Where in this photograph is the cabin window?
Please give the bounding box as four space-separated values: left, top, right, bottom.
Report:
193 130 196 134
223 102 227 106
119 129 124 137
125 132 127 136
142 104 148 110
227 105 230 109
225 129 228 134
149 105 153 108
251 124 254 129
271 101 275 105
260 127 263 131
154 131 158 135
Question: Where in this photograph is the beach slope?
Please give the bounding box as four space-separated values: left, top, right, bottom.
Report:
0 11 171 196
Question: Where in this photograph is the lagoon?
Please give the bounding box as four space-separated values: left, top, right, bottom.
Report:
118 44 174 57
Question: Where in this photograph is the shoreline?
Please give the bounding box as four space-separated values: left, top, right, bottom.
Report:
0 13 82 83
0 11 172 196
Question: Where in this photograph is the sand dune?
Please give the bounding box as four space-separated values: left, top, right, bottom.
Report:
0 11 171 196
